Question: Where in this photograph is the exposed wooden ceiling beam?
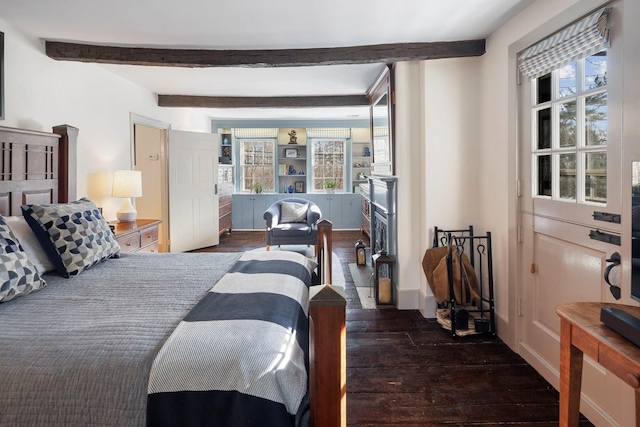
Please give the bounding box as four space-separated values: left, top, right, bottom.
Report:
45 40 485 68
157 95 370 108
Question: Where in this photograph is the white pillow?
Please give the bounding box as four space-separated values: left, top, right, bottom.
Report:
4 216 56 274
281 201 308 223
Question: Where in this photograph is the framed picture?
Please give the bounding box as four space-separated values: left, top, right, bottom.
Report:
285 148 298 158
222 145 231 158
294 181 305 193
221 133 231 145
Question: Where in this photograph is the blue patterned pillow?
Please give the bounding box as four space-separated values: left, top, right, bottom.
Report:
0 216 46 302
22 198 121 277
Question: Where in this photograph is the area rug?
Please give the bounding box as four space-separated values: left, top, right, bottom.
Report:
348 263 376 309
249 245 344 289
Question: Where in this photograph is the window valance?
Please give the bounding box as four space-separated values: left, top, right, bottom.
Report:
233 128 278 138
518 7 609 80
306 128 351 139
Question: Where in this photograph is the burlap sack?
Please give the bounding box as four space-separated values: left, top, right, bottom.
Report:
422 246 481 305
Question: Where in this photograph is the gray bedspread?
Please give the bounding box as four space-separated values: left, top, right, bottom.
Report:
0 252 241 427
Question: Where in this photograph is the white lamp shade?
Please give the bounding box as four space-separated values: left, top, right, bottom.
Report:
112 170 143 198
112 170 142 222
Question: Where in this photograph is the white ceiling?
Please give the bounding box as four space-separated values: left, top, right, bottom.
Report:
2 0 535 120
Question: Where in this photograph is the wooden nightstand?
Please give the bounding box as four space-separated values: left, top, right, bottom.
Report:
111 219 161 253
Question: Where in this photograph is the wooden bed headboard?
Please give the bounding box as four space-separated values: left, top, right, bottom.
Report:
0 124 78 216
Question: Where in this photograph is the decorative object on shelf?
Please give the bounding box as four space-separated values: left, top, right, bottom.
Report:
288 185 294 193
285 148 298 158
251 182 265 194
355 239 367 266
364 147 371 157
324 180 338 194
298 169 304 175
288 129 298 144
355 163 362 167
221 133 231 145
363 161 369 167
221 145 232 164
358 173 365 180
294 181 305 193
372 250 394 305
112 170 143 222
288 165 297 175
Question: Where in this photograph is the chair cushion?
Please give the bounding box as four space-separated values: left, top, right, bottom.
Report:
271 223 312 237
281 201 309 223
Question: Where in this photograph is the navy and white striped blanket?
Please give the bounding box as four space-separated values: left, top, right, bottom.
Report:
147 251 316 427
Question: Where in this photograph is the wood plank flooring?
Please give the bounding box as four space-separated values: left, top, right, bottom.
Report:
197 230 594 426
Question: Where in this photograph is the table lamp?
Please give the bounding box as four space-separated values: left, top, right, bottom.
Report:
112 170 142 222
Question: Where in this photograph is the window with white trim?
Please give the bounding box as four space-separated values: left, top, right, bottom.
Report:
311 139 345 191
240 139 275 192
519 7 610 204
532 50 607 203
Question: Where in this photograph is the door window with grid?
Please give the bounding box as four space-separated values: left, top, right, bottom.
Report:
532 50 607 204
240 139 275 192
311 139 345 191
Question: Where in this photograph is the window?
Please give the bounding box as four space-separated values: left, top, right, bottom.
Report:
311 139 345 191
240 139 275 192
532 50 607 204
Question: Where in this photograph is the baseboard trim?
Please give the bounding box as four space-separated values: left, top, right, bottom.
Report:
518 342 617 427
396 286 420 310
418 288 437 318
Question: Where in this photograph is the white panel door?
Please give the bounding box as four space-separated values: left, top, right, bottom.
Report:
516 8 630 424
168 130 219 253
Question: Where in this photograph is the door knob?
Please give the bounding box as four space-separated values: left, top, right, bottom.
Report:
604 251 621 300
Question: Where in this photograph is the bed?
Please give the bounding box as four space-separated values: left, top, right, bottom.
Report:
0 125 346 427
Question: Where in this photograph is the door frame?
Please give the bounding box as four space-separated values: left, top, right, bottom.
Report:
506 0 615 353
508 1 636 425
130 113 171 252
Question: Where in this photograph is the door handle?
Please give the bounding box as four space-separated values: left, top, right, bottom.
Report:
215 183 218 195
604 251 621 300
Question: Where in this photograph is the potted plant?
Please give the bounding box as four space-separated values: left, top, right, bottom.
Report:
252 182 265 194
324 180 338 194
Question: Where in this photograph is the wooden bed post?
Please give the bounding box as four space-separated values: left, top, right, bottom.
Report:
310 218 346 427
316 219 333 285
309 285 347 427
52 124 78 203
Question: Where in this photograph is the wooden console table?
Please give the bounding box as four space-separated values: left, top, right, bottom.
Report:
556 302 640 427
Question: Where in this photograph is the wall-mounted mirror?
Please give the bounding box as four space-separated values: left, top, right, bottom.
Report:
368 67 393 176
632 160 640 300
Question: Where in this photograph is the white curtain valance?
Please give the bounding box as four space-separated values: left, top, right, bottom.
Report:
518 7 610 80
306 128 351 139
233 128 278 139
373 125 388 138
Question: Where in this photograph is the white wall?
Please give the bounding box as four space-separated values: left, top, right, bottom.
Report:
394 62 423 310
394 58 481 314
0 19 213 220
403 0 620 345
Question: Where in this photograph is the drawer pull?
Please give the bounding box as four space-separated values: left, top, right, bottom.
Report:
627 373 640 389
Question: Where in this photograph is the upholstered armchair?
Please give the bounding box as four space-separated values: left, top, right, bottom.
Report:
263 198 322 251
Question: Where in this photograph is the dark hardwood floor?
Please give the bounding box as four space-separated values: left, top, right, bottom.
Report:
199 230 594 426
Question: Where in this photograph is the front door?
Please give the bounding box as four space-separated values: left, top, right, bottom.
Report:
517 7 628 424
517 6 632 425
168 129 219 253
